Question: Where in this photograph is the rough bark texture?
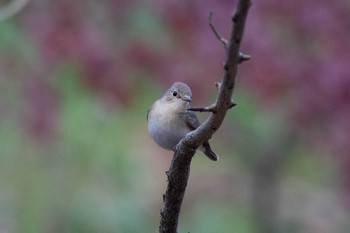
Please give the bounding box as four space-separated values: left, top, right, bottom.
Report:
159 146 195 233
159 1 252 233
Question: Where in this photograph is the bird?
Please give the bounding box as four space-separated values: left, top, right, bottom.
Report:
147 82 219 161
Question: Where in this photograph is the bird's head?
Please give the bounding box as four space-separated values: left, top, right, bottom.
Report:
162 82 192 110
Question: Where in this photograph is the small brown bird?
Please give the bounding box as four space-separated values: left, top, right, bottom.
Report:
147 82 219 161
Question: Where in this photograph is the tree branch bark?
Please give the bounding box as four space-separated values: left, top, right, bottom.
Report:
159 1 252 233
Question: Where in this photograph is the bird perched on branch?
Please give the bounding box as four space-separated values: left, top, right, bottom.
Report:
147 82 219 161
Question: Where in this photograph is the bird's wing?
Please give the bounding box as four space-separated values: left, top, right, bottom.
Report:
184 111 200 130
184 111 219 161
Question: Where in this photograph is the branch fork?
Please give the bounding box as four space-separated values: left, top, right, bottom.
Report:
209 11 251 64
188 100 236 113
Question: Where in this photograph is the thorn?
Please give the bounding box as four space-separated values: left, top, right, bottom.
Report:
239 52 251 63
165 171 170 181
228 101 237 108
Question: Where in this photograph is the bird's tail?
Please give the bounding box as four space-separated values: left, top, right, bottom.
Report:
201 141 219 161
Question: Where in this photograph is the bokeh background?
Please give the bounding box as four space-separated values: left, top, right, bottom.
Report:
1 0 350 232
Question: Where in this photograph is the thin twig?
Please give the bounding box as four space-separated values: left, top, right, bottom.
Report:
208 11 228 50
188 101 236 113
187 105 216 113
209 11 251 63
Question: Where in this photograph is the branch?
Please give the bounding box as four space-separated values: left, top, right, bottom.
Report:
209 11 251 63
159 1 252 233
208 11 228 50
188 82 236 113
187 103 216 113
186 0 252 147
188 101 236 113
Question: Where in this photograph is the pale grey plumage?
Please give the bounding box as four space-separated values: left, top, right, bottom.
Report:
147 82 219 161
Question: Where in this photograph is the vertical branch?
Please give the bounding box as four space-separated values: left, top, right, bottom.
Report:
159 1 252 233
159 147 195 233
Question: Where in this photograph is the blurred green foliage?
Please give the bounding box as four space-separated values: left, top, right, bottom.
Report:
0 67 345 232
0 66 160 233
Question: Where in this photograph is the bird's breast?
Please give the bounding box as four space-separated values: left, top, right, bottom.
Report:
148 101 189 150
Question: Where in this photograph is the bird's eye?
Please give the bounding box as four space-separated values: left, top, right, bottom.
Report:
172 91 178 97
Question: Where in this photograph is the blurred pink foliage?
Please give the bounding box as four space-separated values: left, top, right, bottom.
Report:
241 1 350 206
10 0 350 205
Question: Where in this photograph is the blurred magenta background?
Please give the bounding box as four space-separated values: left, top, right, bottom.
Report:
0 0 349 232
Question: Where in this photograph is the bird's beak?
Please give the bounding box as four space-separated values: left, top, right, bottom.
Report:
182 95 192 102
